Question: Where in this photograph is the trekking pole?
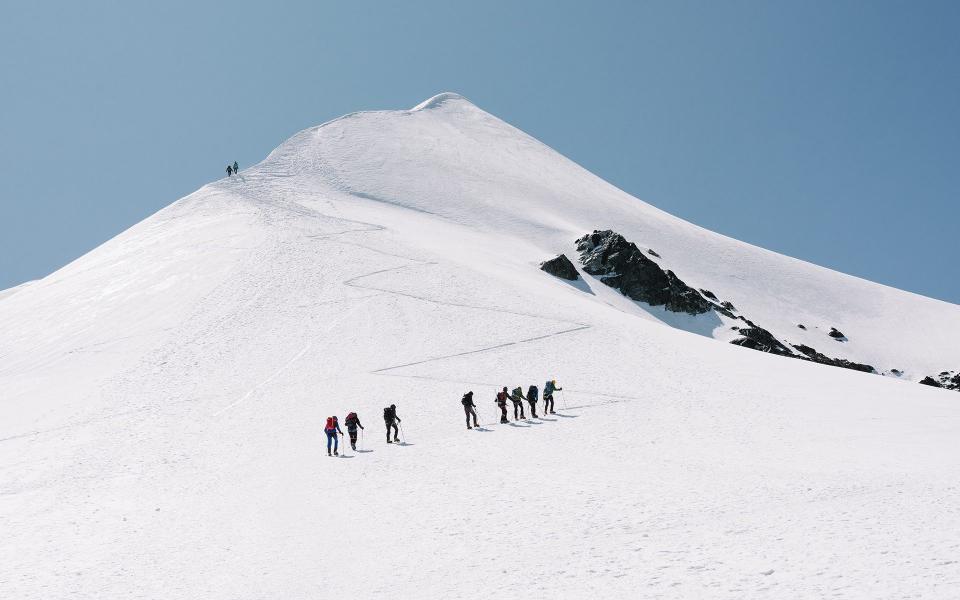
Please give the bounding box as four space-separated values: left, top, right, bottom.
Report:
561 389 568 411
361 428 365 451
398 422 406 444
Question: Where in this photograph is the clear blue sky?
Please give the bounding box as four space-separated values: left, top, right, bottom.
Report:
1 1 957 302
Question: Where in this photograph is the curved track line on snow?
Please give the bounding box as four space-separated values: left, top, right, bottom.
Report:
206 182 617 414
230 182 596 382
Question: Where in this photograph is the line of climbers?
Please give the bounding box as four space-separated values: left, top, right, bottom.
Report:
323 382 561 456
226 161 239 177
462 380 562 428
323 404 403 456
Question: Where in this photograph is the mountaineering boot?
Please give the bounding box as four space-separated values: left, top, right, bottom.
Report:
328 450 331 456
394 435 400 442
334 450 339 456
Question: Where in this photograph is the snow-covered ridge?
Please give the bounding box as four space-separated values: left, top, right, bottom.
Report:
0 280 34 302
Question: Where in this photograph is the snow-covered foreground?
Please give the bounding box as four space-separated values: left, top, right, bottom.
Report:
1 93 959 599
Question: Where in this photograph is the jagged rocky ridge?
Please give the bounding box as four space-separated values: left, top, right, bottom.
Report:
576 231 730 316
574 230 882 376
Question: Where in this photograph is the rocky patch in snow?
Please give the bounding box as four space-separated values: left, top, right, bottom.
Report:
792 344 875 373
574 230 882 378
829 327 848 342
919 371 960 391
576 230 724 316
539 254 579 280
731 325 793 355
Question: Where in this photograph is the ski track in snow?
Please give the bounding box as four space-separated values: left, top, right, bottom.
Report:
223 177 602 415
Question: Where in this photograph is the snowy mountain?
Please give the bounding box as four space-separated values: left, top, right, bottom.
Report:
1 93 958 599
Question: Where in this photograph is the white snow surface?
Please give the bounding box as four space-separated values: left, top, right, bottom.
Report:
1 92 959 599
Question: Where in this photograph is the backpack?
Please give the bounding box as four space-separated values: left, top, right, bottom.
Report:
324 416 335 431
345 412 357 426
384 406 395 420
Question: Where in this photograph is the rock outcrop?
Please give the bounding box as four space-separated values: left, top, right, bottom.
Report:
919 371 960 391
576 231 717 315
539 254 579 280
568 229 924 385
790 344 874 373
829 327 847 341
732 326 794 355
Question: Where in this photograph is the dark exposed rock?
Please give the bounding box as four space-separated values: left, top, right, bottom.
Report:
540 254 579 280
572 229 894 382
831 359 876 373
919 370 960 391
791 343 875 373
576 230 714 315
792 344 827 360
829 327 847 341
889 369 903 377
647 249 660 258
732 326 794 356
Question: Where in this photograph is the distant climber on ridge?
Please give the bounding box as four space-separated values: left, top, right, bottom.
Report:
384 404 401 443
324 415 343 456
462 391 479 429
226 164 233 177
233 160 239 174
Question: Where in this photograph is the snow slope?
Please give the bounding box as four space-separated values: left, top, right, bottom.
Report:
1 93 958 599
0 280 33 302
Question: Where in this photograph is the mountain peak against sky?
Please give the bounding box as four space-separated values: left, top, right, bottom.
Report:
410 91 475 111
